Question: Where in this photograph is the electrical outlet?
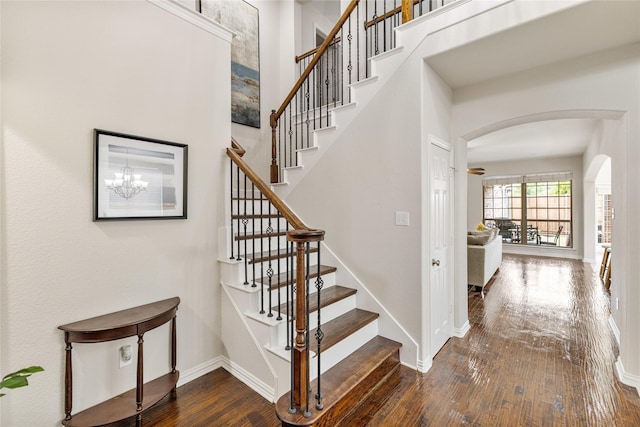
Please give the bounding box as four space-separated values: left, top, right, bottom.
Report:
119 345 133 368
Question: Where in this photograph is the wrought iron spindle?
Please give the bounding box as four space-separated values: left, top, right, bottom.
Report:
259 192 265 314
304 241 311 418
235 164 242 261
266 203 274 318
383 0 387 52
242 174 249 285
229 158 235 260
314 243 324 410
251 182 257 287
285 228 292 351
276 211 282 320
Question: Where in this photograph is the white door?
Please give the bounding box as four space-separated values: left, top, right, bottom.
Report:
430 139 451 357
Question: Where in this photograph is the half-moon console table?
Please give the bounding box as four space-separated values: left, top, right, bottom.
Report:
58 297 180 426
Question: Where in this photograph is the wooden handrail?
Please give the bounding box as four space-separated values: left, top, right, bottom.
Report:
271 0 360 182
272 0 360 121
227 141 308 231
364 0 419 29
295 37 342 64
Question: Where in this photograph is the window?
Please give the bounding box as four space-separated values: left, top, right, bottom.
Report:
483 173 572 247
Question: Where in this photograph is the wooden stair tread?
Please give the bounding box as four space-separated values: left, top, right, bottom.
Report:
276 336 401 426
310 308 379 354
232 213 282 220
248 246 318 264
234 230 287 241
257 265 337 289
273 285 356 319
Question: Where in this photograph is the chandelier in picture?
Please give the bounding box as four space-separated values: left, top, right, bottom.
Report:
104 157 148 200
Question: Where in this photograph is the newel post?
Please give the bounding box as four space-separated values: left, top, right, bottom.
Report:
270 109 279 183
401 0 413 23
288 229 325 411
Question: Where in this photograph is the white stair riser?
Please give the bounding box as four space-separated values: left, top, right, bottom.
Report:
264 318 379 382
310 319 378 379
267 294 357 349
220 253 322 286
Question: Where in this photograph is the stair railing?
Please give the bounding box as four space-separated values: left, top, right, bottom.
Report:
269 0 362 183
227 139 326 415
270 0 453 184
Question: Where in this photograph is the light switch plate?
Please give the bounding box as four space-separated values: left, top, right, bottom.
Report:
395 211 409 226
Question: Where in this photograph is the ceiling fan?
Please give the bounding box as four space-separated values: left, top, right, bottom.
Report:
467 167 485 175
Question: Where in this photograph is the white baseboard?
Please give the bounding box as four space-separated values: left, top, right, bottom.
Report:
615 357 640 396
609 315 620 346
221 357 276 402
417 357 432 374
175 355 276 402
453 320 471 338
177 356 223 388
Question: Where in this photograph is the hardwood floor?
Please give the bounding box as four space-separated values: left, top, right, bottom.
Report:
136 254 640 426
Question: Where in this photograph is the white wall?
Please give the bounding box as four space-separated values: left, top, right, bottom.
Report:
452 43 640 387
467 156 584 260
231 0 298 182
284 40 453 368
1 1 231 424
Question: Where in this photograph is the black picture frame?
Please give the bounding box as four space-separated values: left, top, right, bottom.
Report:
93 129 188 221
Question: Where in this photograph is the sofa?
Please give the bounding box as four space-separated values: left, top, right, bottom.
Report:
467 228 503 289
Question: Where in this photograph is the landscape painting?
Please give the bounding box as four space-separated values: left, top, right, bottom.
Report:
202 0 261 128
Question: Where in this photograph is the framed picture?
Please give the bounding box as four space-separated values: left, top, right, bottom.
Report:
93 129 188 221
200 0 261 128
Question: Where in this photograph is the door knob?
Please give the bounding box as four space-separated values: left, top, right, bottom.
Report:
432 259 440 266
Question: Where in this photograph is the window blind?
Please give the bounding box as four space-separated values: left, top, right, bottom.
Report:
482 171 573 186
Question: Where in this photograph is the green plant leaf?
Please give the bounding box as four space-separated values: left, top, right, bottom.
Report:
0 366 44 391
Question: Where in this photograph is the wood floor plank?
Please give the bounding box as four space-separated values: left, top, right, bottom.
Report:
128 254 640 426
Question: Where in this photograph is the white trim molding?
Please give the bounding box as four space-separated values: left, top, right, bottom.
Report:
147 0 234 43
222 357 276 402
417 357 433 374
608 315 620 346
177 356 223 388
453 320 471 338
615 357 640 396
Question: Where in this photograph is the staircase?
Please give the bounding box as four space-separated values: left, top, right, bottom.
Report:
219 1 460 424
220 141 402 425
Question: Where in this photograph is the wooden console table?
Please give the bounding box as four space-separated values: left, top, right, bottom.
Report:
58 297 180 426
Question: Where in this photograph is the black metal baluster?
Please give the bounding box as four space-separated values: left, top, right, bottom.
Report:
289 105 294 167
305 77 310 148
236 164 242 261
285 226 292 351
242 174 249 285
393 0 397 49
267 203 274 318
304 241 311 418
313 67 317 131
383 0 387 53
251 183 257 287
259 192 265 314
276 211 282 321
374 0 379 56
357 3 361 81
295 87 299 160
325 41 330 123
315 243 324 410
229 159 235 260
365 0 368 78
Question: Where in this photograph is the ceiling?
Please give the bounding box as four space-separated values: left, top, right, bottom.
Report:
467 118 601 164
425 0 640 164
